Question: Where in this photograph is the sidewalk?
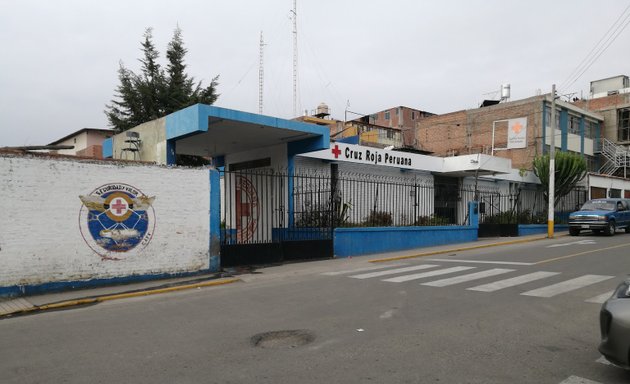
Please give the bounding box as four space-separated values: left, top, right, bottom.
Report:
0 233 561 318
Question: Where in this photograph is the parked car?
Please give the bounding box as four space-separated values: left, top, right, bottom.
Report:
568 198 630 236
599 277 630 369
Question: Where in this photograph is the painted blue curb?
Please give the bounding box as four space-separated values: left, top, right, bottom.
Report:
0 269 216 299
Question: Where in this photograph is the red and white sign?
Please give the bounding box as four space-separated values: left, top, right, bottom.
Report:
507 118 527 149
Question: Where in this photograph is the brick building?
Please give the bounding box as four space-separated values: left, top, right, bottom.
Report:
356 106 435 147
572 76 630 144
415 95 603 171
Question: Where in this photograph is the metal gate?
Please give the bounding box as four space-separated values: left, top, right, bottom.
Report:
220 169 334 267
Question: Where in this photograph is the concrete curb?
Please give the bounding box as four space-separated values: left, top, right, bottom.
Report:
1 277 240 318
369 234 566 263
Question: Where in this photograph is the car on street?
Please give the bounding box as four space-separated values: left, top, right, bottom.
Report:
599 277 630 369
568 198 630 236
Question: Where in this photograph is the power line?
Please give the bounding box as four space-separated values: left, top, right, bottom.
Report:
559 4 630 93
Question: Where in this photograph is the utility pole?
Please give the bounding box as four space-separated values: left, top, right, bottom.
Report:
548 84 556 238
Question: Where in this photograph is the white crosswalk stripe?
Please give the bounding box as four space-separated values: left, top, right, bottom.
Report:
558 375 602 384
421 268 515 287
467 271 560 292
321 262 409 276
586 291 615 304
521 275 614 298
349 264 439 279
332 263 620 303
382 266 475 283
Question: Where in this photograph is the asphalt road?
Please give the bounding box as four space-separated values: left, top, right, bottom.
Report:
2 233 630 384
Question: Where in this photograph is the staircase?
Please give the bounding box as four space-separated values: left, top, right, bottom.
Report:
599 138 630 176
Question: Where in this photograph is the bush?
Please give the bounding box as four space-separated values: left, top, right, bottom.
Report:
363 211 393 227
414 215 451 226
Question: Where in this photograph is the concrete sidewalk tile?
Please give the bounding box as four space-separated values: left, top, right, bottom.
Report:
0 298 35 315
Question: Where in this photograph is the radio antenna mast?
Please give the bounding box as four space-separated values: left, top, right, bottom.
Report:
258 31 264 114
291 0 298 117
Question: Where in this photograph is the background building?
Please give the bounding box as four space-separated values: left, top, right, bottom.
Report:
415 95 603 172
48 128 112 159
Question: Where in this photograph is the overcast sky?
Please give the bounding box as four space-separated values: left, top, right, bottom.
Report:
1 0 629 146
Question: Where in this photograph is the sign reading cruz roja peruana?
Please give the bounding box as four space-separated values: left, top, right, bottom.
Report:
330 144 413 166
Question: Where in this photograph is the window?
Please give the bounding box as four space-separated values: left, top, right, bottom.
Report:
585 120 597 139
569 115 580 135
384 111 390 120
618 108 630 142
386 130 394 139
545 108 560 130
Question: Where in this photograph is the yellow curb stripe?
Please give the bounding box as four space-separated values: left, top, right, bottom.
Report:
4 278 240 316
369 236 551 263
534 242 630 265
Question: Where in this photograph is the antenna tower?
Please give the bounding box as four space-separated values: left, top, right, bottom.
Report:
258 31 264 114
291 0 298 117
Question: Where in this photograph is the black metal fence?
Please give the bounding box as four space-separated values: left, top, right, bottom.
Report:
477 187 587 225
220 168 588 246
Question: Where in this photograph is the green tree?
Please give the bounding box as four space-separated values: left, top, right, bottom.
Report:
532 151 587 206
105 27 219 133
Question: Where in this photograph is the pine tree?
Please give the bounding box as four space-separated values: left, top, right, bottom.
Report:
105 27 219 132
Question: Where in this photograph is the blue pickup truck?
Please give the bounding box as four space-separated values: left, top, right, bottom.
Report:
568 198 630 236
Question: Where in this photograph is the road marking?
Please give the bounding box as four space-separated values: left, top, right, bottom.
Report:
349 264 439 279
322 263 409 276
382 266 475 283
426 258 535 265
547 240 596 248
586 291 615 304
467 271 560 292
536 242 630 265
558 376 602 384
422 268 515 287
521 275 614 298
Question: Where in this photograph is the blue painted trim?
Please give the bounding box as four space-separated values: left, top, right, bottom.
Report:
542 101 547 153
287 153 295 228
468 201 479 227
334 226 478 258
518 224 568 236
579 116 585 155
209 169 221 272
102 138 113 158
214 156 225 168
165 104 330 144
337 135 360 145
560 109 568 151
166 139 177 165
595 121 601 169
0 269 216 299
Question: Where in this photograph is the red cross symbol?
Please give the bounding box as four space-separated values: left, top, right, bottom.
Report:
111 198 127 214
331 145 341 159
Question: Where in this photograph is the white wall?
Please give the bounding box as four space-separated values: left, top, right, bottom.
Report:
0 154 211 289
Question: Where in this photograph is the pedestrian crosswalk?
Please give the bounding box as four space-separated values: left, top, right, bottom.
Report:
323 262 616 302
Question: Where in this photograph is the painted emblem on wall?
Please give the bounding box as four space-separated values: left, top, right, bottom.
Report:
235 176 259 242
79 183 156 260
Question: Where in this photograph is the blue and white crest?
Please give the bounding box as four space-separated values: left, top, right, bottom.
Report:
79 183 156 260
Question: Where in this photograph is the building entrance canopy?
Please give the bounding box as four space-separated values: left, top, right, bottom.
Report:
166 104 329 163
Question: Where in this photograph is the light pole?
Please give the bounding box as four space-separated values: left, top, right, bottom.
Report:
548 84 556 238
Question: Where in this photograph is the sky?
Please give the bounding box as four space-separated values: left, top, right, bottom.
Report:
1 0 629 147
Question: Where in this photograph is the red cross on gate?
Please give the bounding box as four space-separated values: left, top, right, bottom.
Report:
235 189 251 228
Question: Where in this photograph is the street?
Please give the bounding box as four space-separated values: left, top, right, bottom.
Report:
2 234 630 383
